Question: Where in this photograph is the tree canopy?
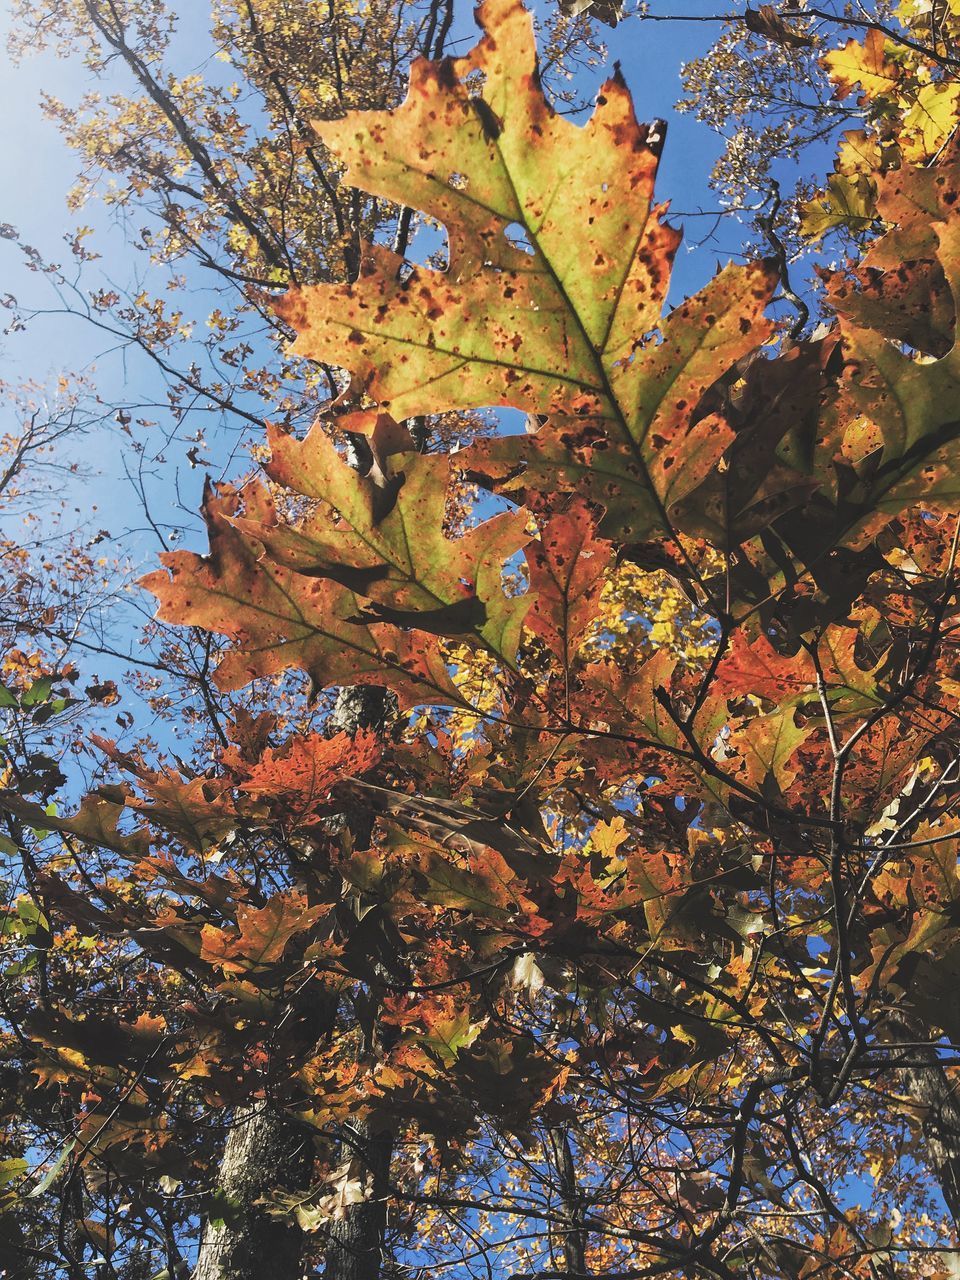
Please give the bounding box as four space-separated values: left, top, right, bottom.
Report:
5 0 960 1278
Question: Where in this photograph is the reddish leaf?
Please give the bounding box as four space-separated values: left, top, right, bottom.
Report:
238 731 380 816
524 499 613 665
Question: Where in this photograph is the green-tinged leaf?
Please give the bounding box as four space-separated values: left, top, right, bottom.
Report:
21 676 55 708
0 1160 27 1189
0 791 149 861
27 1140 75 1198
16 898 49 939
421 1009 484 1066
903 82 960 160
728 707 810 794
276 0 776 542
799 172 877 242
141 480 465 707
249 424 532 665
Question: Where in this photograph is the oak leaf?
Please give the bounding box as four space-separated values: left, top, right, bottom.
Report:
714 629 879 714
823 29 900 103
828 204 960 548
727 706 810 794
823 157 956 358
798 171 878 242
276 0 777 541
687 154 960 609
200 891 325 972
0 790 148 861
237 730 380 816
141 480 462 706
420 1008 484 1067
523 498 613 664
252 422 531 663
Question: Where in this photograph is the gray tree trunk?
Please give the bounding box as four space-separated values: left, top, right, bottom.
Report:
889 1022 960 1229
323 688 396 1280
191 1105 314 1280
549 1128 587 1275
324 1119 393 1280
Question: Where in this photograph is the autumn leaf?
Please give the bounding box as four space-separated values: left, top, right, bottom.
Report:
727 706 810 794
284 1159 372 1230
823 29 900 103
237 731 380 816
412 842 516 922
714 628 879 714
669 340 834 548
688 154 960 598
902 82 960 161
590 814 631 862
582 648 683 749
354 779 554 886
126 778 236 849
25 1008 169 1076
276 0 777 542
141 479 463 706
714 632 817 705
70 735 240 848
617 847 702 949
200 891 325 972
823 158 956 357
0 790 148 861
420 1008 484 1067
251 422 532 663
827 202 960 547
798 171 878 241
744 5 814 48
524 498 613 665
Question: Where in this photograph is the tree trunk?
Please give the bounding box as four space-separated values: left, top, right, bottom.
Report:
549 1128 587 1275
891 1031 960 1228
191 1105 314 1280
324 1119 393 1280
326 685 397 737
324 687 396 1280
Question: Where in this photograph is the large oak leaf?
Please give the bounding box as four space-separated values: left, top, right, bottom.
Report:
275 0 777 541
251 422 531 665
141 480 462 706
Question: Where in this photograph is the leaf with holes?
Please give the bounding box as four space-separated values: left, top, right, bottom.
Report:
275 0 777 542
141 481 464 707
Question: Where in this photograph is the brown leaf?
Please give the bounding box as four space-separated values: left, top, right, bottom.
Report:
744 5 814 48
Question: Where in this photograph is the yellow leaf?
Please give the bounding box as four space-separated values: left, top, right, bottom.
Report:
591 815 630 861
799 172 878 241
823 29 900 102
902 81 960 161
